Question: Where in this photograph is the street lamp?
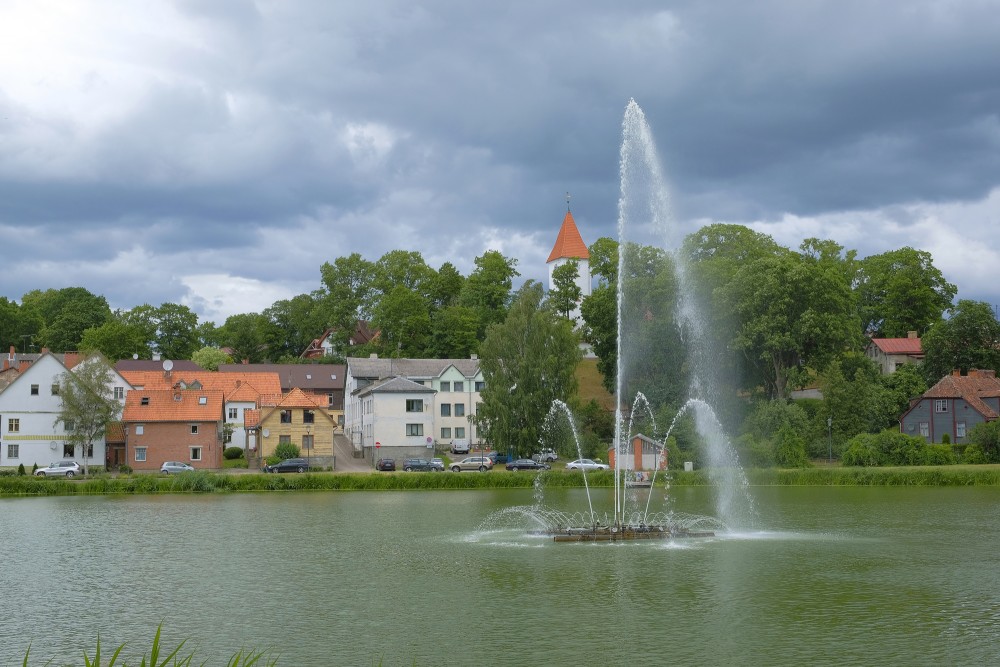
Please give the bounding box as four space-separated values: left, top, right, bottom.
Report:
827 415 833 464
305 424 312 470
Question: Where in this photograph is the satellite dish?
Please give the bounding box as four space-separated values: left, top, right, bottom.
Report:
262 429 270 438
163 359 174 371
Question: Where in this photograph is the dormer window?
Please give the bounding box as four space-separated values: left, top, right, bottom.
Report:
199 396 207 405
140 397 150 406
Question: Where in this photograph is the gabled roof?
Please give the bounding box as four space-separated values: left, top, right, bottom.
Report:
122 389 225 422
217 363 345 390
546 210 589 263
256 389 336 426
356 376 436 397
120 370 282 398
869 337 923 355
347 357 481 381
913 370 1000 420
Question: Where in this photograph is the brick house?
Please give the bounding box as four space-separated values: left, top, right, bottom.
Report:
122 388 225 470
866 332 923 374
899 369 1000 444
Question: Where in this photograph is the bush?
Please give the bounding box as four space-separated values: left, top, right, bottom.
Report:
961 444 989 464
274 442 300 460
925 445 957 466
941 433 951 445
17 463 25 476
118 464 133 474
224 446 244 460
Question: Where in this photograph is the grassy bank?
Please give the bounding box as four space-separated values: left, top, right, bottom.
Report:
3 465 999 497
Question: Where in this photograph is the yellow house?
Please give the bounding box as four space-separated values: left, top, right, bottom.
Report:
248 388 337 468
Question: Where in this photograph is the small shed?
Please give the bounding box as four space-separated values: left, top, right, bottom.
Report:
608 434 666 471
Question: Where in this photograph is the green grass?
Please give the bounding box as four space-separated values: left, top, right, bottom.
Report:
3 465 999 497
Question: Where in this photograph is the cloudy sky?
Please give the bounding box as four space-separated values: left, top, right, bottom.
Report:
2 0 998 324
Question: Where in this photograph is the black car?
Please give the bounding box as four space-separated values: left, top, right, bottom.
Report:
375 457 396 471
265 457 310 473
402 458 439 472
505 458 551 471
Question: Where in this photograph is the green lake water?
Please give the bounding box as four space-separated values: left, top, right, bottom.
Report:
2 485 998 666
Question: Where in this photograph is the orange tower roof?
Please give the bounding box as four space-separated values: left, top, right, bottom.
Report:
546 210 590 263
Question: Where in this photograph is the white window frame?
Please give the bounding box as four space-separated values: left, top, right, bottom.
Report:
190 424 199 435
190 447 202 461
7 443 18 459
934 400 948 413
228 407 238 419
957 422 966 438
135 424 144 435
135 447 147 462
919 422 929 437
8 418 19 433
114 387 125 400
406 423 424 437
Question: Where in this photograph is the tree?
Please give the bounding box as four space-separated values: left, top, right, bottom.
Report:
921 300 1000 383
192 346 233 371
218 313 270 363
153 303 200 360
318 253 377 335
856 247 956 338
476 282 582 456
459 250 519 335
426 262 466 310
55 354 122 476
371 286 431 357
262 294 323 361
373 250 435 298
548 261 582 320
79 320 151 361
428 305 480 358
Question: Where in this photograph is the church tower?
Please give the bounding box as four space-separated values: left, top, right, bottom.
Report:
546 196 592 323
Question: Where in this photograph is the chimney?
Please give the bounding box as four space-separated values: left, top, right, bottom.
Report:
470 354 478 360
907 331 918 338
153 352 161 361
370 353 378 359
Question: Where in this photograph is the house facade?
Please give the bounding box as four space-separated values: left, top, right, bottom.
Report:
345 355 485 460
866 332 923 374
121 388 226 470
0 352 130 470
608 434 666 471
899 369 1000 444
218 363 346 429
247 388 337 468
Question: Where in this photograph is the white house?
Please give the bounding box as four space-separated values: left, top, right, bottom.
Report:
345 355 485 460
0 352 130 470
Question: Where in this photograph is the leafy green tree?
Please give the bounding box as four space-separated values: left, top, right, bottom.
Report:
580 283 616 394
262 294 323 361
476 282 582 456
588 237 619 284
191 346 232 371
373 250 435 298
459 250 519 335
548 261 582 320
23 288 112 352
966 421 1000 463
856 247 956 338
371 286 431 357
318 253 378 349
79 320 151 361
428 305 480 358
921 300 1000 383
153 303 200 360
55 354 122 476
426 262 465 310
774 425 810 467
218 313 270 363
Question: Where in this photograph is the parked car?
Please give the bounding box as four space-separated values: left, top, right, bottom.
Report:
486 451 512 465
375 457 396 471
450 439 471 454
505 458 551 471
402 458 439 472
450 456 494 472
535 448 559 462
34 460 82 478
566 458 609 471
265 457 310 473
430 458 445 471
160 461 195 474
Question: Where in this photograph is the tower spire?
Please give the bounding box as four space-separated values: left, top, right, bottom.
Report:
566 191 571 212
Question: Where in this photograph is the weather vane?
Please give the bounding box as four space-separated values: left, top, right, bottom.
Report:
566 191 571 212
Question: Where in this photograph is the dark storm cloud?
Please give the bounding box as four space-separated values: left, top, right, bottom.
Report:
1 0 998 320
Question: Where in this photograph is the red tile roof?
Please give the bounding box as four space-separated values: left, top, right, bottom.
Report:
870 337 923 355
922 370 1000 419
123 389 225 422
546 211 590 263
121 370 282 397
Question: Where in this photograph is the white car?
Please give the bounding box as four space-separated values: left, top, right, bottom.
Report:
34 460 82 478
566 458 609 471
160 461 195 474
534 448 559 462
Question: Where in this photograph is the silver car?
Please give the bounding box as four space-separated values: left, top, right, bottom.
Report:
566 458 610 471
450 456 494 472
34 460 82 478
160 461 195 474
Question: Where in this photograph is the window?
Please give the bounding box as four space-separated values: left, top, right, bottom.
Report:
440 404 451 417
957 422 966 438
64 420 75 432
135 424 144 435
441 427 452 439
8 418 19 433
198 396 207 405
440 381 451 392
406 423 424 436
302 434 314 450
30 384 39 395
135 447 147 462
919 423 929 437
7 444 18 458
190 447 202 461
190 424 199 435
228 407 238 419
279 435 291 445
140 397 150 405
63 444 74 457
406 400 423 413
224 430 233 444
934 400 949 413
328 393 335 406
280 410 292 424
455 427 465 439
51 384 59 395
304 409 315 423
475 381 485 392
114 387 125 400
454 381 464 393
455 403 465 417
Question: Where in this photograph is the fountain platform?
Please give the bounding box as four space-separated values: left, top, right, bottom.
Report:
532 526 715 542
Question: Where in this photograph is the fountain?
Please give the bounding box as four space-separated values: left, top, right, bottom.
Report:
486 99 755 542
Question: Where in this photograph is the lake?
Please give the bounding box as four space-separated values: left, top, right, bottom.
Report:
2 485 999 666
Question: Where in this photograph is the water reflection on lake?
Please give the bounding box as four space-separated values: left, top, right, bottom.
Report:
2 486 999 666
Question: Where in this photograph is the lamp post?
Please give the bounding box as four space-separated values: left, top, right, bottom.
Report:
305 424 312 470
827 415 833 464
